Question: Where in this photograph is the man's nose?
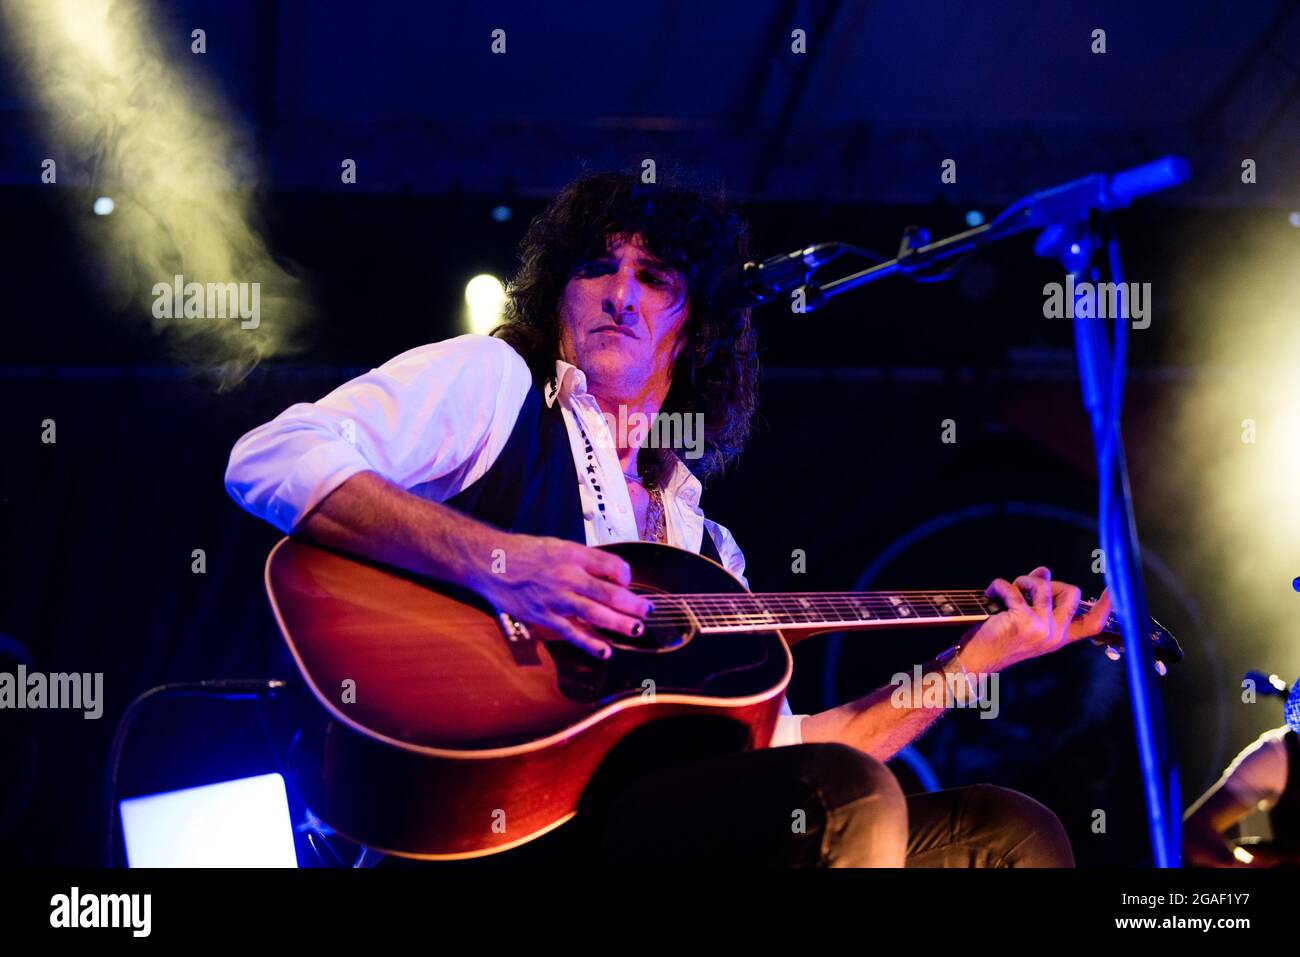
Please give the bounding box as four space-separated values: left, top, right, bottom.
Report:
604 274 640 324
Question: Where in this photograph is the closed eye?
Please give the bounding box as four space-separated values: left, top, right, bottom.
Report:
573 260 676 290
573 260 614 279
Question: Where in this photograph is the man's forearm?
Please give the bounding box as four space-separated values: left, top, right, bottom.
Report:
800 682 950 761
800 644 1001 760
295 470 504 590
1181 784 1258 868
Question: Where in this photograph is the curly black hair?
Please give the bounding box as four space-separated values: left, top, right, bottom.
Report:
494 170 758 486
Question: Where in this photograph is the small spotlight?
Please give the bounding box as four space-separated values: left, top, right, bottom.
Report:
491 205 512 222
92 196 115 216
1288 211 1300 228
964 210 985 227
1069 242 1082 255
464 274 506 335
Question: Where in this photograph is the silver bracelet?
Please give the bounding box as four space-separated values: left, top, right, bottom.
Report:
934 643 983 705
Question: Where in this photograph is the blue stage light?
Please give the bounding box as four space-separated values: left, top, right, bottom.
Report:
964 210 985 227
491 205 512 222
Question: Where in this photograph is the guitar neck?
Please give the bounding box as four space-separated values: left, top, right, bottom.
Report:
652 590 1008 635
645 588 1181 670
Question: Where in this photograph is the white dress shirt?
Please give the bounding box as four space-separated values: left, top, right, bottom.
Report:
225 333 806 747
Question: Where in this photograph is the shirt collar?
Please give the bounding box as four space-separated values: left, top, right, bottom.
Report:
661 454 703 509
547 358 703 509
546 358 586 408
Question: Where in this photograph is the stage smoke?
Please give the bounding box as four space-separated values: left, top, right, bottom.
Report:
1 0 308 387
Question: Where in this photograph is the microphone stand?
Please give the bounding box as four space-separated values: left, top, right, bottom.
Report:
801 159 1187 867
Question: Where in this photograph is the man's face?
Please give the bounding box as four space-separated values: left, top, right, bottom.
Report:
557 232 689 401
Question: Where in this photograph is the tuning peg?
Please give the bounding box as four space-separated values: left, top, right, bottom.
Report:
1105 646 1122 661
1154 660 1168 676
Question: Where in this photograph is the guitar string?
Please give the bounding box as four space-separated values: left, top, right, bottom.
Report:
639 596 1104 611
636 615 1117 634
641 591 997 613
638 594 1108 627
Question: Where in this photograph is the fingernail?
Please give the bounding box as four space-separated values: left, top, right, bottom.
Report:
631 622 644 637
645 601 655 614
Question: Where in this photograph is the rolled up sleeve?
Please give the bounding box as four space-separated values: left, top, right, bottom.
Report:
770 706 807 749
224 334 532 533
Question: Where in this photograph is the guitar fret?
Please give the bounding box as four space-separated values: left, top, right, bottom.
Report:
885 595 914 619
795 596 817 624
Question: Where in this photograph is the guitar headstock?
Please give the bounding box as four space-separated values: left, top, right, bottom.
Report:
1082 598 1183 674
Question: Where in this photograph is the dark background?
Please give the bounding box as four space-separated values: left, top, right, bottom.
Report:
2 0 1299 867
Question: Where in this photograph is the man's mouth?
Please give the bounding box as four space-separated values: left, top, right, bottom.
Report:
592 325 637 339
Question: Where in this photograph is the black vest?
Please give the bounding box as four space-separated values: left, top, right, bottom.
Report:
1270 729 1300 850
435 378 722 563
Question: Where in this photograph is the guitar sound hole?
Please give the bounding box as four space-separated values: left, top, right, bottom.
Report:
602 589 696 653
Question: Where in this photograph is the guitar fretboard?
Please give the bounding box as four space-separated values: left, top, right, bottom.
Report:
647 590 1007 634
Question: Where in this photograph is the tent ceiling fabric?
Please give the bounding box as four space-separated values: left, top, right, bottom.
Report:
2 0 1297 202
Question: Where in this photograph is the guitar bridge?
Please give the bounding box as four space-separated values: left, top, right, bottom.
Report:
496 612 541 665
497 612 531 642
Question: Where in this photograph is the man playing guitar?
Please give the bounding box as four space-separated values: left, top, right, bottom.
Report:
226 171 1113 866
1185 676 1300 868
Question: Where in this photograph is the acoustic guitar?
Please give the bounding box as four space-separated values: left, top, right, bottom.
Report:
265 537 1181 859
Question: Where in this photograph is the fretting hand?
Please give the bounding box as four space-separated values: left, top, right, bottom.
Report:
959 566 1112 673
